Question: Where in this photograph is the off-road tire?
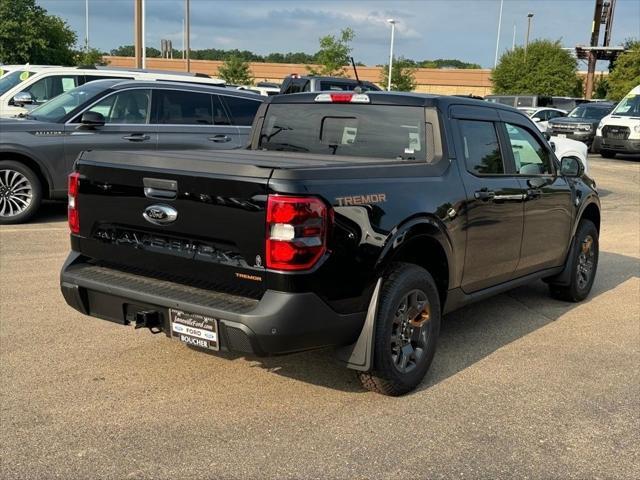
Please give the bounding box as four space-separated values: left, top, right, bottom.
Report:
358 263 441 396
549 219 599 302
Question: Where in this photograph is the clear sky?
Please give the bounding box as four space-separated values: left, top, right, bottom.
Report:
38 0 640 68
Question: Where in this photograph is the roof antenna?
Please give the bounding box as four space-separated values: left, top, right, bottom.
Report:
350 56 363 93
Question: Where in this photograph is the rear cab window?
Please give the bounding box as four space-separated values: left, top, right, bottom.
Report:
259 104 426 161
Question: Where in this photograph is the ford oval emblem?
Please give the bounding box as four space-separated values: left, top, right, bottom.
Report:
143 204 178 225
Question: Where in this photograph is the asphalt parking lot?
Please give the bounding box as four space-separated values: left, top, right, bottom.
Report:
1 154 638 479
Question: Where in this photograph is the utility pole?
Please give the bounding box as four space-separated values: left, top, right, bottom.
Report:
584 0 616 99
494 0 504 68
524 12 534 61
134 0 142 68
185 0 191 72
512 23 516 50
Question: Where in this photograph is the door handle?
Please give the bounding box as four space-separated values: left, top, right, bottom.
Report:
526 189 542 200
208 134 232 143
122 134 150 142
474 189 496 201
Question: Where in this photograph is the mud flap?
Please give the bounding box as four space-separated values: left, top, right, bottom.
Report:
335 278 382 371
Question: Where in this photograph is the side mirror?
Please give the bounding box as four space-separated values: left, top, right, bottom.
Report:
80 111 105 128
560 156 584 177
12 91 34 106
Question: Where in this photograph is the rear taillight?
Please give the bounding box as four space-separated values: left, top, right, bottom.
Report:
266 195 330 271
68 172 80 234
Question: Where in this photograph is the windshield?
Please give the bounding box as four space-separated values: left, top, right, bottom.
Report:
260 104 427 161
568 105 612 119
612 93 640 117
0 70 31 96
28 81 108 122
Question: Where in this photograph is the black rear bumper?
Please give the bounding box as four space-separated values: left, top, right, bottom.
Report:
60 253 365 356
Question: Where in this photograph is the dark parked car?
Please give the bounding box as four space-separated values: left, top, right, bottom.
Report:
548 102 615 149
280 75 382 94
60 92 600 395
0 79 263 223
485 95 590 112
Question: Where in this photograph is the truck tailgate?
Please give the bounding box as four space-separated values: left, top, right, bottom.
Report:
74 150 274 298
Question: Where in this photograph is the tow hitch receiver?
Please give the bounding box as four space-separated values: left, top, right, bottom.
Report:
133 310 162 333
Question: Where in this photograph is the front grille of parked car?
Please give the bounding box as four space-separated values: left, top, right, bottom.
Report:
602 125 630 140
550 123 591 133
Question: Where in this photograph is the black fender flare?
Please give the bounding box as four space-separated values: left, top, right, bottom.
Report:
374 215 455 286
572 194 601 237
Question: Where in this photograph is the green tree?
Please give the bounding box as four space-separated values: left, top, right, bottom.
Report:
593 75 609 99
606 41 640 101
75 48 108 66
491 39 578 96
418 58 481 69
0 0 76 65
308 28 355 77
218 55 253 85
109 45 161 58
380 57 417 91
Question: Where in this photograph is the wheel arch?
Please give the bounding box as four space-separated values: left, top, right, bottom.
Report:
376 216 453 308
0 150 52 198
576 197 601 235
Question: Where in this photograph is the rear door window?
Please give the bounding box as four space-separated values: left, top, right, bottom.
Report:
222 95 261 126
156 90 214 125
458 120 504 175
260 104 426 160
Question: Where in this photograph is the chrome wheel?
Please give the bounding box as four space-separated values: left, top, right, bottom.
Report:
390 289 431 374
577 235 595 290
0 169 33 218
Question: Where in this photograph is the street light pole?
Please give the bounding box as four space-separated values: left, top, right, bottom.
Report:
524 12 534 61
386 19 396 91
85 0 89 52
185 0 191 72
141 0 146 69
494 0 504 68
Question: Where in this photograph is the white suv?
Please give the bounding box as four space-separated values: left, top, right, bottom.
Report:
0 67 225 118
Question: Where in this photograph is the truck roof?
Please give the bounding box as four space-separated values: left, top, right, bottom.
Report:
267 91 518 112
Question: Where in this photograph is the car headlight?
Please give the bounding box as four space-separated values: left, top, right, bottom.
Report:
634 124 640 133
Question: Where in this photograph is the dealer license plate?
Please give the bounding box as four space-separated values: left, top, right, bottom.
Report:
170 309 219 351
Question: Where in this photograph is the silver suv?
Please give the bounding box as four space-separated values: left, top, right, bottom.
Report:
0 79 263 223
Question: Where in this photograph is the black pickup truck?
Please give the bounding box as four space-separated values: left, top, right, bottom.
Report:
60 92 600 395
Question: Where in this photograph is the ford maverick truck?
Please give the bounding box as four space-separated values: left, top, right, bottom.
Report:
60 92 600 395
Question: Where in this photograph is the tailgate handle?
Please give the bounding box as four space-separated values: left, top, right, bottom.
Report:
143 178 177 200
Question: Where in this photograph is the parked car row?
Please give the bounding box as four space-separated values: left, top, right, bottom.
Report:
0 79 262 222
0 66 225 117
